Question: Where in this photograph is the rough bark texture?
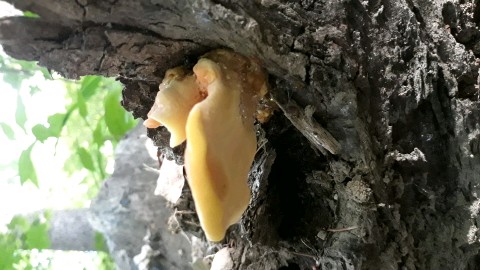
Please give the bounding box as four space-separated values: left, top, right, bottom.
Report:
27 209 97 251
89 124 192 270
1 0 480 269
48 209 96 251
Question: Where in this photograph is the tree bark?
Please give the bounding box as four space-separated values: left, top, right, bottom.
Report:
1 0 480 269
48 208 96 251
25 209 96 251
88 124 193 270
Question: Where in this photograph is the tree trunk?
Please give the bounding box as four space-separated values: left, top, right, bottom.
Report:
1 0 480 269
88 123 193 270
24 209 96 251
48 208 96 251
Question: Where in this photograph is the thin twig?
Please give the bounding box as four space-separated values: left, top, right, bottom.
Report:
289 251 317 260
326 226 358 232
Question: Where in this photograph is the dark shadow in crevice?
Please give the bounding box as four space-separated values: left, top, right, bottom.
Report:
278 262 301 270
257 112 333 243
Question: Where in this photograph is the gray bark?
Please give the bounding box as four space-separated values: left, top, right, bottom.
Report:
25 209 96 251
1 0 480 269
88 124 193 270
48 208 96 251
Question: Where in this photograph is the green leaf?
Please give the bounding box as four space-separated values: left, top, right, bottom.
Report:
0 123 15 140
47 113 67 137
94 230 115 269
78 147 95 171
31 124 51 142
93 149 106 180
0 236 17 270
29 85 42 95
41 69 53 80
34 65 52 80
18 143 38 187
43 210 53 221
104 90 136 141
93 121 105 146
24 222 50 249
80 76 102 100
62 156 80 176
77 91 88 118
7 216 29 231
31 113 67 142
15 95 27 131
17 60 38 71
3 73 22 89
23 11 40 18
94 232 109 252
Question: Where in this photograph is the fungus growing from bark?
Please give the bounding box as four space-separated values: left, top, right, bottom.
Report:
144 67 203 147
145 50 268 241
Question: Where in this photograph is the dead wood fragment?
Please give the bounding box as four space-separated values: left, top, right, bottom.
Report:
274 99 341 155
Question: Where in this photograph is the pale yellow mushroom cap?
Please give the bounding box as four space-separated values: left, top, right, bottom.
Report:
185 51 267 241
144 67 203 147
145 50 268 241
185 58 258 241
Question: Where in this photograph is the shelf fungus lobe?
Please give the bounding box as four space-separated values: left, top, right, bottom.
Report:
145 50 268 241
144 67 203 147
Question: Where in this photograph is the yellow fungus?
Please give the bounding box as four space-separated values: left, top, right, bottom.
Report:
144 50 268 241
144 67 203 147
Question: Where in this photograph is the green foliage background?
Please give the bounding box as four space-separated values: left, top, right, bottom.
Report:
0 49 137 269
